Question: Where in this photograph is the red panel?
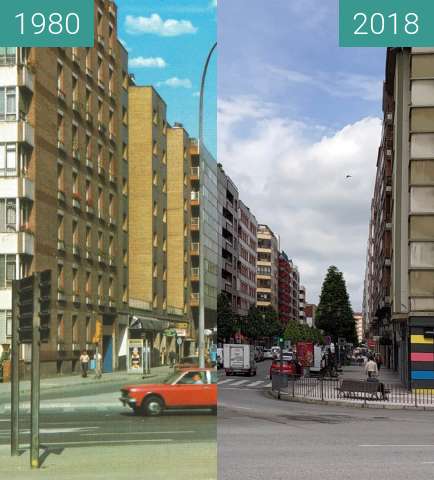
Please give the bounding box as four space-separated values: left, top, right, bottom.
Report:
411 352 434 362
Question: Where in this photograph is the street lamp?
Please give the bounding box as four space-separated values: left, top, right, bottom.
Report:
198 42 217 369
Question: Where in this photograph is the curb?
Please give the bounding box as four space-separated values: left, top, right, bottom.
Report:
266 389 434 411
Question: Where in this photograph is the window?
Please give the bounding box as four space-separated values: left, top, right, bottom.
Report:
72 315 78 344
73 269 78 294
3 310 12 337
0 48 16 65
0 144 17 177
86 271 91 295
86 134 91 159
57 314 64 342
57 263 64 290
72 75 78 102
0 199 16 232
72 219 78 245
0 87 17 121
57 163 64 191
72 171 78 195
0 254 16 288
86 87 91 112
57 62 64 93
86 317 91 343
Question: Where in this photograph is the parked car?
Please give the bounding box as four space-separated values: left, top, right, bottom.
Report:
120 368 217 416
281 350 293 361
263 349 273 360
269 359 297 378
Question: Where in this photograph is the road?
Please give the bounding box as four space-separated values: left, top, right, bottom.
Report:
0 371 216 479
218 359 434 480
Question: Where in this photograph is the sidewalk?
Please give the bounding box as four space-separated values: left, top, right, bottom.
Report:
342 364 404 387
0 366 172 395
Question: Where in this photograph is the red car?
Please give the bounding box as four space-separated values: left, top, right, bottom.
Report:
269 360 297 378
120 368 217 416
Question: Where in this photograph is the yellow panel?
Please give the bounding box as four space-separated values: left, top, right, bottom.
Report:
412 55 434 78
411 334 434 344
411 108 434 132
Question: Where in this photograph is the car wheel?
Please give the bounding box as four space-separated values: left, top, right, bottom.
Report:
142 396 164 417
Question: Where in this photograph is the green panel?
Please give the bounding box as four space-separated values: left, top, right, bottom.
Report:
0 0 94 47
340 0 434 47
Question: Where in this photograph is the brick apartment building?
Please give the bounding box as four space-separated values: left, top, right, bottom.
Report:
0 0 130 374
257 224 279 311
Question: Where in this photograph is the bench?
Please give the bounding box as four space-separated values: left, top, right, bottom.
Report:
337 379 389 400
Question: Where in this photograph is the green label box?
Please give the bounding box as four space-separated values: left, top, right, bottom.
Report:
0 0 94 47
340 0 434 47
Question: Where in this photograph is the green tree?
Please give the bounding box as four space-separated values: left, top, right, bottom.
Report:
315 265 357 344
245 305 282 340
217 293 236 343
283 322 323 344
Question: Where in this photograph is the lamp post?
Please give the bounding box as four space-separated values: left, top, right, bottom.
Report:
198 42 217 368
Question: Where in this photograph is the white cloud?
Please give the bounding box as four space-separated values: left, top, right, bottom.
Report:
157 77 192 89
125 14 197 37
270 66 382 102
128 56 167 68
219 96 382 310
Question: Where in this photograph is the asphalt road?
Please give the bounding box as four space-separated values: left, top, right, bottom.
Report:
218 360 434 480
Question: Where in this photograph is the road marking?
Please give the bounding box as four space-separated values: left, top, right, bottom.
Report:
0 439 174 448
218 379 235 385
264 382 272 387
229 380 250 386
81 430 196 436
360 445 434 448
0 420 9 423
246 381 264 387
422 462 434 464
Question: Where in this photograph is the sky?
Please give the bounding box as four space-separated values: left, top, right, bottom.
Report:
218 0 386 311
116 0 217 155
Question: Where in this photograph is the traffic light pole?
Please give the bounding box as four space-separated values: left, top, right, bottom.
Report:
30 273 41 469
10 280 20 456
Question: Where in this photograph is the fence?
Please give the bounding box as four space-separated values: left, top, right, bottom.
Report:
272 376 434 407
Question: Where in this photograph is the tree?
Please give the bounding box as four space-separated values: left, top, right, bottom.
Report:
284 321 324 344
315 266 357 344
245 305 282 340
217 293 236 343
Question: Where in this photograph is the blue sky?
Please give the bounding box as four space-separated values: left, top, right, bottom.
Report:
219 0 387 310
116 0 217 155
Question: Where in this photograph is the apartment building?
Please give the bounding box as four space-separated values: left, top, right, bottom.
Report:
278 251 291 324
128 86 194 362
0 1 129 374
305 304 317 328
166 123 193 354
366 47 434 389
217 164 238 311
236 199 257 316
190 140 218 345
256 224 279 311
299 285 306 323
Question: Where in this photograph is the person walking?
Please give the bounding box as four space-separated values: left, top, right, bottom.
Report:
80 350 90 378
364 355 378 379
169 350 176 367
375 353 383 372
160 347 166 366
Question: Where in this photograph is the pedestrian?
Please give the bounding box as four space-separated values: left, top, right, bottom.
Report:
160 347 166 366
169 350 176 367
364 355 378 379
94 351 102 379
375 353 383 372
80 350 90 378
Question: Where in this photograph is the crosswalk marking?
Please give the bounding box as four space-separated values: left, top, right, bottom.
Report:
265 382 272 387
229 380 250 386
246 381 264 387
218 379 235 385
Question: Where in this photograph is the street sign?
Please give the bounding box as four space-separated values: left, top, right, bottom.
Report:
176 337 183 346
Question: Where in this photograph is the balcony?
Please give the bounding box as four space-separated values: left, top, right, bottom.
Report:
57 190 66 203
72 244 81 257
191 242 200 255
191 191 200 205
98 252 106 264
98 164 105 178
72 100 82 115
191 217 199 231
108 88 116 101
109 172 117 184
98 122 107 135
57 88 66 102
73 294 81 305
98 296 105 307
85 67 93 79
97 34 105 48
57 289 66 303
1 177 34 201
108 46 116 61
57 139 66 152
85 248 92 260
191 268 199 281
109 131 116 144
85 157 94 170
190 167 200 180
97 78 105 91
85 203 94 215
191 292 200 307
72 196 81 210
109 297 116 308
57 239 66 252
108 2 116 18
97 211 105 223
72 147 81 161
18 65 34 93
85 111 93 125
85 295 92 306
0 120 34 147
109 255 116 267
108 216 116 227
18 231 34 255
72 49 80 66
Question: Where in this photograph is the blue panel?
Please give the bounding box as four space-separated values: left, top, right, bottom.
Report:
411 370 434 380
103 335 113 373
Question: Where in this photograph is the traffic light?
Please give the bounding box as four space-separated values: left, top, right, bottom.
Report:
39 270 51 343
16 275 34 344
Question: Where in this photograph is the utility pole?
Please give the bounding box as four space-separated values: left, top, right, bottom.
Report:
10 280 19 456
198 41 217 369
30 272 41 469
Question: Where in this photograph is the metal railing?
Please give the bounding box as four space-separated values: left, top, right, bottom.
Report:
272 376 434 407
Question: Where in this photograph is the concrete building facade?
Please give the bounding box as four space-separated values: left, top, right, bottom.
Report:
256 224 279 311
